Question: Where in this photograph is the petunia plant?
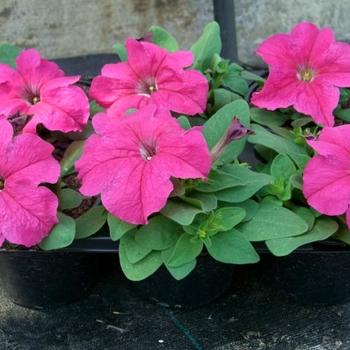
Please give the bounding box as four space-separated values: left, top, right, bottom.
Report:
2 20 349 282
246 21 350 256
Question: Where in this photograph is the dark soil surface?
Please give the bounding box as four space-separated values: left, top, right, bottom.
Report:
1 255 350 350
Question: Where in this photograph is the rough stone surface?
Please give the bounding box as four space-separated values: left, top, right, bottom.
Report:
0 0 213 59
235 0 350 66
1 0 348 66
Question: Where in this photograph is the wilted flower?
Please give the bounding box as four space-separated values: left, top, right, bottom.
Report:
251 22 350 126
76 105 212 224
0 49 89 133
0 120 60 247
90 38 208 116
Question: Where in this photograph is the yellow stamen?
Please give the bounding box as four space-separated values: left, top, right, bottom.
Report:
298 67 314 82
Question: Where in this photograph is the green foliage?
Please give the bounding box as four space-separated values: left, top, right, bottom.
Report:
266 217 338 256
119 247 163 281
0 44 20 67
183 207 246 238
135 216 180 250
238 198 309 241
149 25 179 51
266 154 297 201
203 99 250 162
166 234 203 267
75 206 107 239
58 188 83 210
215 164 272 203
108 213 135 241
120 230 152 264
113 43 127 61
191 21 222 70
39 213 76 250
248 124 310 168
206 229 259 264
60 141 84 176
195 169 245 192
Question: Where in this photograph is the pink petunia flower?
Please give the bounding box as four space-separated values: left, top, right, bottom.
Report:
303 125 350 227
90 38 208 116
76 105 212 224
0 49 89 133
251 22 350 127
0 120 60 247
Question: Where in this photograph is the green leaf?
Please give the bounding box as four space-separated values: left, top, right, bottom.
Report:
207 229 259 264
162 247 197 280
234 199 259 222
60 141 84 176
180 192 217 211
215 164 271 203
119 247 163 281
203 99 250 161
292 206 315 231
149 25 179 51
204 99 250 148
113 42 127 61
212 88 241 111
333 221 350 245
0 44 20 67
177 115 191 130
167 234 203 267
108 213 135 241
120 230 152 264
165 260 197 280
271 154 296 180
241 70 265 83
184 207 246 237
161 199 202 225
135 216 180 250
75 206 107 239
39 212 75 250
195 169 245 192
335 108 350 122
248 124 310 168
58 188 83 210
238 199 309 241
222 68 249 96
191 21 221 70
266 217 338 256
250 108 289 127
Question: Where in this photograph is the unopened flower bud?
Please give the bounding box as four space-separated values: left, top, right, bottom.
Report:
211 117 253 162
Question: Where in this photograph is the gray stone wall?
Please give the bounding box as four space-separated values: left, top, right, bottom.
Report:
235 0 350 66
0 0 349 66
0 0 213 59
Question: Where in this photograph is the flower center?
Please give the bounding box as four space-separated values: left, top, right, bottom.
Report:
297 66 315 82
139 139 157 161
137 77 157 97
0 177 5 191
23 86 40 105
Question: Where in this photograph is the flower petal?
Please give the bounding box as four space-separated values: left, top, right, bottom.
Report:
16 49 64 88
303 155 350 216
0 182 58 247
294 82 338 127
24 85 89 133
251 68 301 110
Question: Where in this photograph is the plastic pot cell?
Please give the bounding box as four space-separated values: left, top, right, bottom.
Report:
260 250 350 305
0 250 99 309
130 254 234 309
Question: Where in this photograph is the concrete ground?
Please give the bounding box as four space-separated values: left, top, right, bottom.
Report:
1 257 350 350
